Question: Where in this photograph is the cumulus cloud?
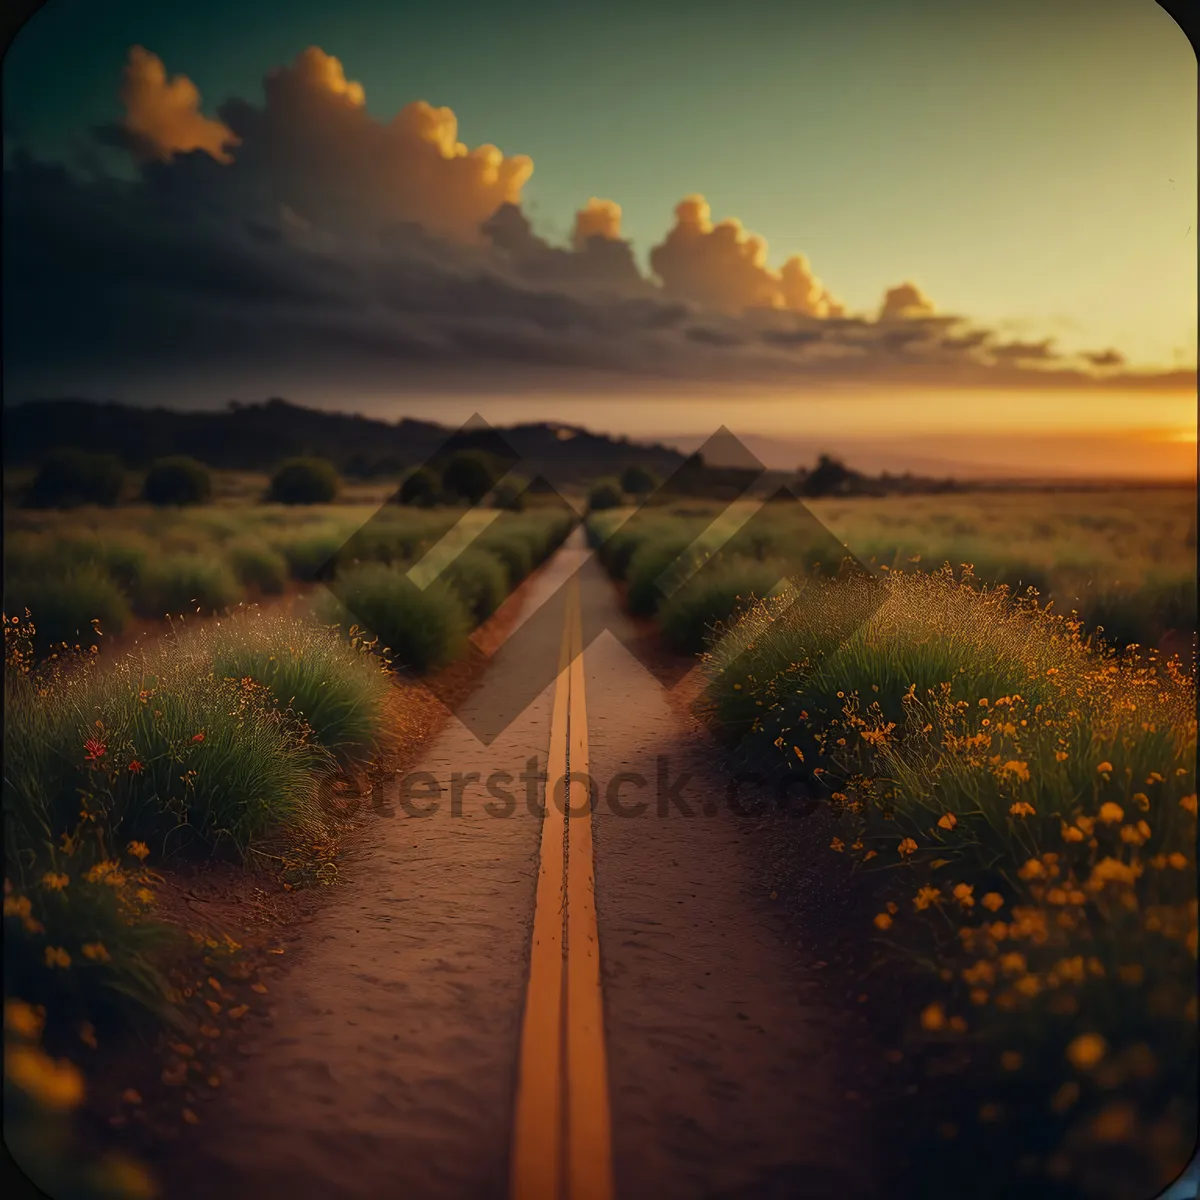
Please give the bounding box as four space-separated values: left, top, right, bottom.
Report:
118 46 238 163
879 281 936 320
573 198 623 247
648 195 843 317
2 45 1188 401
132 46 534 242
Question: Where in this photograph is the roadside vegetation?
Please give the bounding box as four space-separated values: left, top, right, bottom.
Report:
589 486 1197 1199
3 470 576 1193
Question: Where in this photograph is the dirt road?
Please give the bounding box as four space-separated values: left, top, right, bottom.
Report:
166 531 877 1199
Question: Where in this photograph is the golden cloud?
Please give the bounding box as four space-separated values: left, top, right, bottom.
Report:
880 281 936 320
119 46 238 163
573 198 623 247
649 194 842 317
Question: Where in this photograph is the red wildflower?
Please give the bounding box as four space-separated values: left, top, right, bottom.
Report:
128 761 144 774
191 733 205 744
83 738 106 762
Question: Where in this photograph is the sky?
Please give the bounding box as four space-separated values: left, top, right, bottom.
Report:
2 0 1196 475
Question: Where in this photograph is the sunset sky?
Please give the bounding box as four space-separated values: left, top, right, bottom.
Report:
2 0 1195 476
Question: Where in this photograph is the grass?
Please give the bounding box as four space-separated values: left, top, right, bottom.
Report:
698 568 1197 1198
315 563 472 673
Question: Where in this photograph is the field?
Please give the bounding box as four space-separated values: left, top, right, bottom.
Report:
3 477 1195 1199
587 483 1197 1197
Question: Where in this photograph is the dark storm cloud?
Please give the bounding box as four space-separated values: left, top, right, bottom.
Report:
2 44 1191 399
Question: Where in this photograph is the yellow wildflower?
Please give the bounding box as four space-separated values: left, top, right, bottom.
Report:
6 1045 85 1110
1000 1050 1023 1071
1066 1033 1107 1070
920 1002 946 1031
873 912 893 930
1075 815 1094 835
1055 750 1069 762
829 837 845 852
1000 952 1027 976
81 943 110 963
41 873 69 891
981 892 1004 912
1009 802 1036 817
1097 761 1113 774
937 813 957 830
913 886 941 911
1017 858 1045 880
1131 792 1150 811
1060 823 1084 843
1180 794 1197 816
897 838 918 857
953 883 975 908
3 894 32 919
4 999 44 1040
44 946 71 969
1167 852 1188 870
126 841 150 861
1098 802 1124 825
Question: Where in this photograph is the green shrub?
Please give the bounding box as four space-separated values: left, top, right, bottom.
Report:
267 458 340 505
3 643 325 865
225 538 289 594
202 613 391 760
658 558 787 653
588 479 623 512
473 530 535 587
133 554 243 617
397 467 439 506
142 456 212 507
625 537 698 616
620 464 660 495
271 528 347 581
442 452 499 505
25 451 124 509
317 563 471 673
492 476 527 511
4 565 131 653
441 547 509 623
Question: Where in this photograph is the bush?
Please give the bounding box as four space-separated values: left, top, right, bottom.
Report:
25 451 124 509
442 452 498 505
317 563 470 673
4 565 131 654
225 538 289 594
4 641 325 864
441 547 509 623
396 467 439 506
658 558 787 653
625 537 698 616
267 458 340 505
588 479 623 512
270 528 347 581
133 553 243 617
620 464 660 496
142 456 212 507
202 612 391 761
492 476 527 511
473 530 535 587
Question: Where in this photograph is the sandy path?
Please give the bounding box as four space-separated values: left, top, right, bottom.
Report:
578 550 878 1199
164 555 583 1200
164 533 875 1199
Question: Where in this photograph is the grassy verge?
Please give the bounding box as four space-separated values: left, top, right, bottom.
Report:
590 502 1196 1198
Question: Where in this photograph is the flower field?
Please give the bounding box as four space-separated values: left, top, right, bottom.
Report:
589 487 1197 1198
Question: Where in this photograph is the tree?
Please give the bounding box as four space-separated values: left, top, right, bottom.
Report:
397 466 439 505
25 450 125 508
492 475 528 511
442 451 498 504
142 456 212 506
587 479 623 511
620 463 659 496
800 454 855 498
267 457 340 504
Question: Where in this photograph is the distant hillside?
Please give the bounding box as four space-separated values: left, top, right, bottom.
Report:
2 398 687 486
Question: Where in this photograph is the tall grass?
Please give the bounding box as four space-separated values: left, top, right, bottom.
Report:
700 568 1196 1198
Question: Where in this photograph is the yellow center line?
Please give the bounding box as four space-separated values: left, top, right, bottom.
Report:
510 577 614 1200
